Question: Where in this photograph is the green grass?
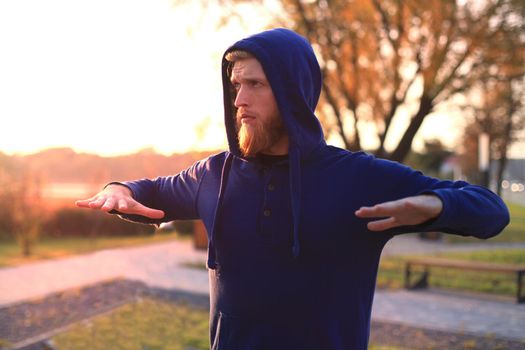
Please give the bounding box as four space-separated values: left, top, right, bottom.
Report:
446 201 525 243
377 249 525 297
52 298 210 350
434 248 525 264
0 232 187 268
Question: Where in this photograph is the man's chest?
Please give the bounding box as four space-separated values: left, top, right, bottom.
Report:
214 166 369 258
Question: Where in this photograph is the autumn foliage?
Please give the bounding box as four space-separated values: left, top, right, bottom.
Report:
276 0 524 162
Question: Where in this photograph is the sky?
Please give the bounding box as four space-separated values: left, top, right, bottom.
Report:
0 0 270 156
0 0 521 158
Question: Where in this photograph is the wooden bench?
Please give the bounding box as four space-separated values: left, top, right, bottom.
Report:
404 257 525 303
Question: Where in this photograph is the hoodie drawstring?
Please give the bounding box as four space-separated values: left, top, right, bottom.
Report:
208 151 303 265
207 153 234 269
289 147 302 258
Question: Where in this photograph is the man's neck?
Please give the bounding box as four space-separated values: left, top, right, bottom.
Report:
257 152 288 166
261 135 289 156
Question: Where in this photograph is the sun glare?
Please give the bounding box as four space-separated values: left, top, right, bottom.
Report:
0 0 271 156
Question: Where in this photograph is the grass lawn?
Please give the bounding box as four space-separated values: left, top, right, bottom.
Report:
52 298 210 350
377 248 525 297
446 201 525 243
0 232 187 268
51 298 401 350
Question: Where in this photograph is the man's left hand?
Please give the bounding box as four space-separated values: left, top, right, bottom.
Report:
355 194 443 231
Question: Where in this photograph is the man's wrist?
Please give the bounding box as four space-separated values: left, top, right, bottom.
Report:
422 194 443 218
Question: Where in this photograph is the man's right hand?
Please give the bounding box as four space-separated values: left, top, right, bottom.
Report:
75 184 165 219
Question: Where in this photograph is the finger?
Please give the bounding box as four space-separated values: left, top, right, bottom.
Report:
75 198 96 208
117 199 129 211
115 200 165 219
86 196 108 209
355 206 378 217
355 205 390 218
131 204 165 219
367 217 398 231
355 200 403 218
100 197 117 212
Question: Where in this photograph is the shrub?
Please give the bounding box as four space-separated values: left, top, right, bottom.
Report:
42 208 155 237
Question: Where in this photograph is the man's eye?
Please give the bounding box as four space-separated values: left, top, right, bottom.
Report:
232 83 241 91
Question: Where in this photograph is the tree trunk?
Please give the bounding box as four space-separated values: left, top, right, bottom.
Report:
390 94 433 162
22 238 31 257
322 82 352 150
496 80 517 196
376 96 400 158
496 156 507 197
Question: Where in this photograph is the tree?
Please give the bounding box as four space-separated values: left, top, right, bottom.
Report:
459 0 525 194
0 153 17 240
0 157 45 256
281 0 525 162
405 139 453 178
12 172 45 256
190 0 525 163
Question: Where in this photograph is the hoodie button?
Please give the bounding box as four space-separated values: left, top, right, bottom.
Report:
268 184 275 191
263 209 271 217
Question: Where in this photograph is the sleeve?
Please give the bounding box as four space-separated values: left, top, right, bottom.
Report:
366 156 510 239
110 158 209 225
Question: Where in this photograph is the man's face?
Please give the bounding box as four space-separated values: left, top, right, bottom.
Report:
230 57 287 157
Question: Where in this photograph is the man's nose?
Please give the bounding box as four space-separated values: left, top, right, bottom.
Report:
234 86 248 108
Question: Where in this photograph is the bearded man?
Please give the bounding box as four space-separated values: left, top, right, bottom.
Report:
77 28 509 350
229 50 288 158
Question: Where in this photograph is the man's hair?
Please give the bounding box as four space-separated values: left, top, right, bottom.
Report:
225 50 253 62
225 50 254 77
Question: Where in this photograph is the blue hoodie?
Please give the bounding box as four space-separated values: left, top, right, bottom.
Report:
119 29 509 349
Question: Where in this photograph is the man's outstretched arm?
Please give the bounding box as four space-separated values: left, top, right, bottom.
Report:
75 184 165 219
355 194 442 231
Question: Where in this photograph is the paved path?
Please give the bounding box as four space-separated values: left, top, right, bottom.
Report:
0 240 208 306
373 289 525 341
1 237 524 342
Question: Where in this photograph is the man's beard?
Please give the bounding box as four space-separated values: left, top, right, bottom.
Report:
236 113 286 157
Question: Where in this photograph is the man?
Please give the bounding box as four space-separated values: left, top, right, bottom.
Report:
76 28 509 349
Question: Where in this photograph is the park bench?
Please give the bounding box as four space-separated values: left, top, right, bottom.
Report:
404 257 525 303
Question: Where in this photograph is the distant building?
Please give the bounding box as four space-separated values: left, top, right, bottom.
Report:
492 158 525 206
440 155 464 181
499 158 525 182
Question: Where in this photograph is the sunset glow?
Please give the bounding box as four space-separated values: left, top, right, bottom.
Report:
0 0 522 157
0 0 272 156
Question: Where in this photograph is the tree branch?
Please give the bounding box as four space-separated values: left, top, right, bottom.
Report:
322 80 352 150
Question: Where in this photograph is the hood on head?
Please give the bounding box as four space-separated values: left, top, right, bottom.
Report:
221 28 325 159
207 29 325 267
